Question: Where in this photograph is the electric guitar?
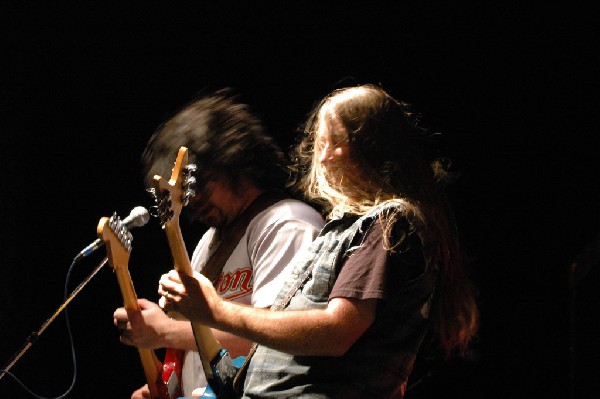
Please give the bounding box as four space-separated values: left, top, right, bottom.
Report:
150 146 240 399
97 213 183 399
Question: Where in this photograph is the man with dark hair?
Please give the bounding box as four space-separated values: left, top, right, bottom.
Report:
114 89 324 398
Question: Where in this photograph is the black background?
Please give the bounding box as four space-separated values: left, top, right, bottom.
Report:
1 2 598 399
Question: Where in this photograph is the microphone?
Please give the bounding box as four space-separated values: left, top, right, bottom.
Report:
73 206 150 262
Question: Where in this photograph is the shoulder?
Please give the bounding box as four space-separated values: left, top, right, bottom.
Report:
355 200 423 251
355 200 411 231
251 199 325 230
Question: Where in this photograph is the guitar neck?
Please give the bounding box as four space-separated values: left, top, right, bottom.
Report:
164 222 194 276
163 221 223 374
105 235 164 398
115 267 167 398
114 266 141 310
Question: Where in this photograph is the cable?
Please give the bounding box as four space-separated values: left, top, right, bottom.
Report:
0 258 109 398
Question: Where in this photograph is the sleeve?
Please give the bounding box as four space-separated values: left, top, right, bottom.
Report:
330 218 425 301
248 205 324 308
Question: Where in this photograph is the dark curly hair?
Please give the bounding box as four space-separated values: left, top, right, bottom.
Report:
142 88 288 193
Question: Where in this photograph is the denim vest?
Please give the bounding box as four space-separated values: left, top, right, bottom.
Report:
243 201 436 399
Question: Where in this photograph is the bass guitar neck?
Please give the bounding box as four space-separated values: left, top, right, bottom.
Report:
151 146 240 398
97 213 183 399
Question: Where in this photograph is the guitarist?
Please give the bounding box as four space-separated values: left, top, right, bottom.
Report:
113 89 325 398
159 85 480 399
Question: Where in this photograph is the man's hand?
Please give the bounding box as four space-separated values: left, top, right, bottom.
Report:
158 270 221 326
131 384 151 399
113 298 173 349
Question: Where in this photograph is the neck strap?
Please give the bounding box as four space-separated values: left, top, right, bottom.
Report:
201 190 289 283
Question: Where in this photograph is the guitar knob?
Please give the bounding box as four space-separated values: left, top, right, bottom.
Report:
184 163 197 174
184 175 196 188
182 189 195 206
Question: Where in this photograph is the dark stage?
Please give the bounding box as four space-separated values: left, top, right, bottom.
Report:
1 3 598 399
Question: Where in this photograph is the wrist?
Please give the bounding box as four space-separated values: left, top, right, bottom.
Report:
162 318 188 349
212 297 234 329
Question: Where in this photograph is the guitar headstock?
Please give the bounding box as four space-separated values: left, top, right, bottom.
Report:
148 146 197 229
97 213 133 270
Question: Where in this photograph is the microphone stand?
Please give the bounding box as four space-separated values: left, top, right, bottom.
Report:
0 257 109 382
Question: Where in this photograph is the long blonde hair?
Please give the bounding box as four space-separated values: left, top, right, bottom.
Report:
291 84 478 357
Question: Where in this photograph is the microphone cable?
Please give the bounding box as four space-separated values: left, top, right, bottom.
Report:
0 257 109 398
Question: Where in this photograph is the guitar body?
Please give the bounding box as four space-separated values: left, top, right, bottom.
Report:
98 214 183 399
162 348 185 395
200 356 247 399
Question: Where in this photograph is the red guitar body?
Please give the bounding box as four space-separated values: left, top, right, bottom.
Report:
161 348 185 398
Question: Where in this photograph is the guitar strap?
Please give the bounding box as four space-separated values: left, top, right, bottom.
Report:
200 189 290 285
196 190 290 397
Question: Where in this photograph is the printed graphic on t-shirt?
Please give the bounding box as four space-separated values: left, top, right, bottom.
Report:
214 267 253 300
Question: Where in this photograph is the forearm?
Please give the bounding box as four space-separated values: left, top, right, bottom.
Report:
211 298 370 356
211 329 253 358
160 272 375 356
168 320 252 356
162 319 199 351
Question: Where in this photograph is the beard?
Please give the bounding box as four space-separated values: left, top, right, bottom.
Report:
185 200 226 228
